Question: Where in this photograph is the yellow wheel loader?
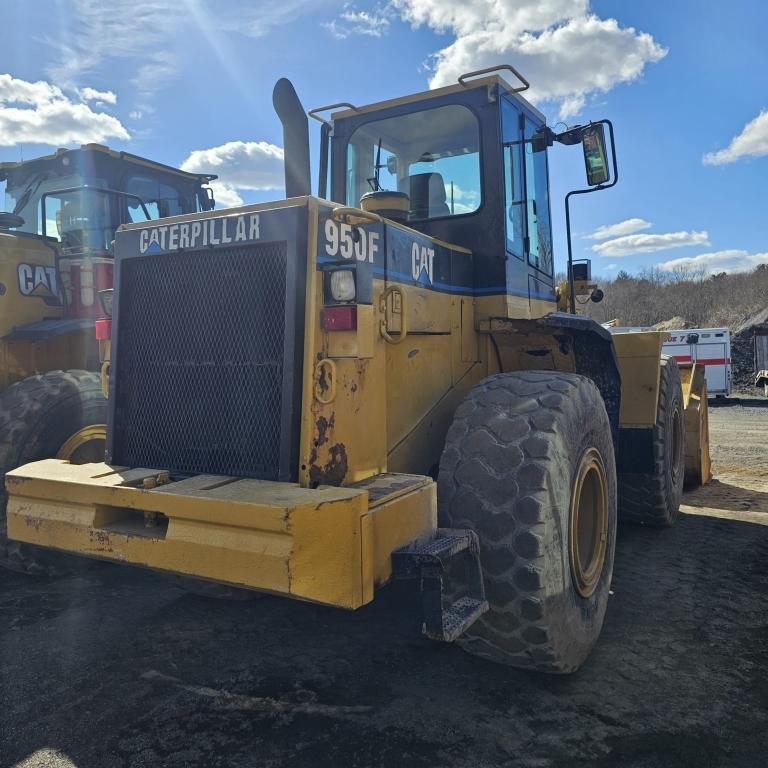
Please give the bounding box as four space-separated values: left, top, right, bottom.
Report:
0 145 215 572
5 67 711 672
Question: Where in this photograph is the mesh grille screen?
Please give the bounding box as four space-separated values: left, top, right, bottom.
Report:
112 242 289 479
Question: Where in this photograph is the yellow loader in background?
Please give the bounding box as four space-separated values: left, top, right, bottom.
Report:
0 145 215 571
6 66 710 671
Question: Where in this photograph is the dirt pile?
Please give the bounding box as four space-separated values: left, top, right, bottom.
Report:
652 316 690 331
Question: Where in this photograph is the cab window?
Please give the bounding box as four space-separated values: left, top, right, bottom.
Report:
346 104 481 220
46 188 115 251
502 100 524 259
524 117 553 275
501 98 553 275
3 174 107 238
125 175 186 221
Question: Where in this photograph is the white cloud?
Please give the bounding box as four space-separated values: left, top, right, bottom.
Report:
129 110 143 120
657 250 768 275
703 110 768 166
47 0 182 99
392 1 666 120
221 0 327 37
181 140 285 208
586 217 652 240
77 86 117 104
0 73 129 147
324 5 392 39
593 230 709 258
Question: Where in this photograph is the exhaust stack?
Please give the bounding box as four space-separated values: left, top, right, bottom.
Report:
272 78 311 198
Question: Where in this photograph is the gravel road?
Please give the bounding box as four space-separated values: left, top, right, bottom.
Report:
2 401 768 768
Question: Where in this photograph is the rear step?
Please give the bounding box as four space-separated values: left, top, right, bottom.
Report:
392 528 488 642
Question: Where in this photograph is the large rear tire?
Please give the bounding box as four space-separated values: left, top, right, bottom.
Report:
0 370 107 574
438 371 617 673
618 356 685 527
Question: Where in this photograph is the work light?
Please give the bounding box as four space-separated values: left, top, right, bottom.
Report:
330 269 356 302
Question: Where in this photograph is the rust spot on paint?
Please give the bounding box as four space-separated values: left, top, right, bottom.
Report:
309 443 348 488
88 529 113 552
314 413 336 448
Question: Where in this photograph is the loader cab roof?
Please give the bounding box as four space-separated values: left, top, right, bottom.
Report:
0 143 216 187
1 144 217 241
327 74 545 124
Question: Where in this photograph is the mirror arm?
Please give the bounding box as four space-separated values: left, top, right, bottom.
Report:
563 120 618 314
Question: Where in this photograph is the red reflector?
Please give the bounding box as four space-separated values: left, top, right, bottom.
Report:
322 305 357 331
95 318 112 340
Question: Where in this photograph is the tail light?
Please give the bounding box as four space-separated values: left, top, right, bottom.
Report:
321 305 357 331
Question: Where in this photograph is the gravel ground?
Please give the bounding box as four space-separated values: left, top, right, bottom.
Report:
2 401 768 768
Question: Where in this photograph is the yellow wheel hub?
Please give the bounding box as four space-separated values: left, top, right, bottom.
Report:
56 425 107 464
569 447 609 598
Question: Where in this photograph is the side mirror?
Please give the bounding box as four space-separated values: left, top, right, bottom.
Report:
582 124 609 186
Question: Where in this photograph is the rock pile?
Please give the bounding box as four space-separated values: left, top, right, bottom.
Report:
731 308 768 393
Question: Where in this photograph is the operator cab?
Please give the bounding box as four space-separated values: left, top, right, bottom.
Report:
0 144 216 254
325 67 553 301
318 65 614 313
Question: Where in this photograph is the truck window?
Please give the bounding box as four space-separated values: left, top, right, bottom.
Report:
346 104 481 220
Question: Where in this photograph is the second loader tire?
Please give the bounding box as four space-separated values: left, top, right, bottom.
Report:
617 356 685 527
438 371 617 673
0 370 107 575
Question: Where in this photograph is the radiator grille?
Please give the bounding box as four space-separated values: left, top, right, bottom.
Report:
111 242 290 479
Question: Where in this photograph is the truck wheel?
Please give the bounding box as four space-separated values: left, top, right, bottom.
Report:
0 370 106 575
438 371 617 673
618 356 685 526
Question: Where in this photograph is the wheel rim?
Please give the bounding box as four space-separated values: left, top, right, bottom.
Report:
56 424 107 464
569 447 609 598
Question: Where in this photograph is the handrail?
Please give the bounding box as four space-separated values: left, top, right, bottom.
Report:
330 206 383 225
458 64 529 93
308 102 359 126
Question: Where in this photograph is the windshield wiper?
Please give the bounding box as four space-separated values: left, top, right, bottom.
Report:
13 173 47 215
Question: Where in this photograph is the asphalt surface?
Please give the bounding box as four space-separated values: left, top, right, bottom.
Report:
2 401 768 768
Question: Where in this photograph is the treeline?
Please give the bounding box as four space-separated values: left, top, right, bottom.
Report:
580 264 768 331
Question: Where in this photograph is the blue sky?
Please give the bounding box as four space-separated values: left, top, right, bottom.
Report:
2 0 767 278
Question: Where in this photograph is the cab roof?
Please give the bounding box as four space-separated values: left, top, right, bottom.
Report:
0 143 217 184
327 74 546 124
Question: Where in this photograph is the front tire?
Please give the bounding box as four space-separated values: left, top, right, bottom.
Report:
438 371 617 673
0 370 107 574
